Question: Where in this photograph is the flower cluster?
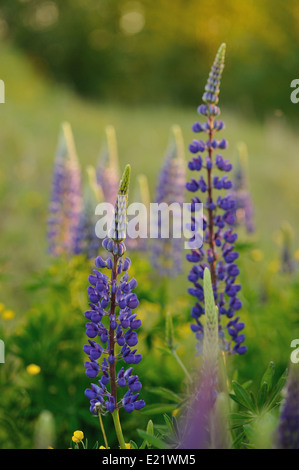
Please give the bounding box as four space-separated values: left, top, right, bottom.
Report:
83 165 145 415
47 122 82 256
152 125 186 276
186 44 246 355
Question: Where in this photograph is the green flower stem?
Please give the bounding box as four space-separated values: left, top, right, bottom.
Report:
98 412 109 449
112 409 126 449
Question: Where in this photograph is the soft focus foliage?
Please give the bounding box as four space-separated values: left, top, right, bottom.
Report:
1 0 299 115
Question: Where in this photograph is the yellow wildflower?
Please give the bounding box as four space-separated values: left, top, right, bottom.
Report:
72 430 84 443
125 443 131 449
1 309 15 321
250 249 264 262
26 364 41 376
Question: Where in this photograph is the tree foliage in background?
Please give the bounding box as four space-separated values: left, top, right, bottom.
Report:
0 0 299 116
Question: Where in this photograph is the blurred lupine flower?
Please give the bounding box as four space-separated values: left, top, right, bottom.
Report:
97 125 120 206
126 174 151 252
186 44 246 355
74 166 103 258
179 268 230 449
277 365 299 449
84 165 145 416
229 142 255 233
279 221 295 274
48 122 82 256
152 125 186 276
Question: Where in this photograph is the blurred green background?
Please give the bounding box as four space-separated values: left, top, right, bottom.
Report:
1 0 299 114
1 0 299 449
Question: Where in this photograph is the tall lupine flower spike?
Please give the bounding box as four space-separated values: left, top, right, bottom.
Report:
186 44 246 355
277 365 299 449
83 164 145 445
97 125 120 206
179 268 230 449
152 125 186 276
229 142 255 233
74 166 103 258
47 122 82 256
126 174 151 252
279 221 295 274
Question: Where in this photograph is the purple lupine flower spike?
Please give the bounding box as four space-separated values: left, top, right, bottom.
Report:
48 122 83 256
126 174 150 252
84 164 145 416
277 366 299 449
74 166 103 258
152 125 186 276
186 44 246 355
97 125 120 207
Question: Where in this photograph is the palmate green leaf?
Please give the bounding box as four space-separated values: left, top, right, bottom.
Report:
231 430 246 449
230 381 256 413
230 412 254 425
137 430 169 449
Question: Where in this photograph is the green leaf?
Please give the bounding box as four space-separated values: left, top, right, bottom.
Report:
137 430 169 449
266 369 288 410
163 414 174 435
260 362 275 391
242 380 253 390
257 382 268 410
129 440 138 449
231 381 256 412
141 403 177 415
146 420 154 436
147 387 183 403
155 346 172 356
